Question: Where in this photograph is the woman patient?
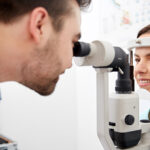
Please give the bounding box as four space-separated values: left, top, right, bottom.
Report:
134 25 150 120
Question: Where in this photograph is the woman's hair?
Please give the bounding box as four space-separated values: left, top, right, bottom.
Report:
137 24 150 38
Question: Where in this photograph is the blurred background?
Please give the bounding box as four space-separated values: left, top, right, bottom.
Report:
1 0 150 149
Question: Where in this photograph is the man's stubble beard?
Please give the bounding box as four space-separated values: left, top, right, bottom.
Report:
19 39 60 96
20 77 59 96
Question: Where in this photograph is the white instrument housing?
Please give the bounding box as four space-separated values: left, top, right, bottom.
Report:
74 40 115 67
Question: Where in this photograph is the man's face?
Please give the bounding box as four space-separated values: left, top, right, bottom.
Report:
134 33 150 92
20 3 81 96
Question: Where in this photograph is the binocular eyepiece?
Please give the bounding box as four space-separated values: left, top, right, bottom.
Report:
73 42 91 57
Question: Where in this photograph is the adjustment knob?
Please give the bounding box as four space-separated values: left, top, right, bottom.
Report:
125 115 135 125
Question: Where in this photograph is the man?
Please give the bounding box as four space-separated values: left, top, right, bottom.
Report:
134 24 150 92
0 0 91 96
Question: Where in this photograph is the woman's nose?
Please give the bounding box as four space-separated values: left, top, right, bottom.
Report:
135 61 147 74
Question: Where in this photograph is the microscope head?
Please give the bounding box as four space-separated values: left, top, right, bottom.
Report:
73 40 132 93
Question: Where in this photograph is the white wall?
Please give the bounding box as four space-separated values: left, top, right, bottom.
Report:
0 67 78 150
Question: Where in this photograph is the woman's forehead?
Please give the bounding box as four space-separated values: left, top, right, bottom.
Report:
135 47 150 56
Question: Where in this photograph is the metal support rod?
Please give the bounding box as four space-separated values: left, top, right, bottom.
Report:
96 68 116 150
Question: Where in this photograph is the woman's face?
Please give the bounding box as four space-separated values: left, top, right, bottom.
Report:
134 33 150 92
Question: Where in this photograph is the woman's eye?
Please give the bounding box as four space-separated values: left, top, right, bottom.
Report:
135 58 140 63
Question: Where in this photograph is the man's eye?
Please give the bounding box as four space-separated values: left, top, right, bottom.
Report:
72 41 78 47
73 41 78 44
72 42 75 48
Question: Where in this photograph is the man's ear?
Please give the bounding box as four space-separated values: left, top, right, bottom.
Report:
29 7 49 43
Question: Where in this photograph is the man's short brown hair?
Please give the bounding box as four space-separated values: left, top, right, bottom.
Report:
137 24 150 38
0 0 91 31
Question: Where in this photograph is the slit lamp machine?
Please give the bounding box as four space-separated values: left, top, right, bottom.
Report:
73 37 150 150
